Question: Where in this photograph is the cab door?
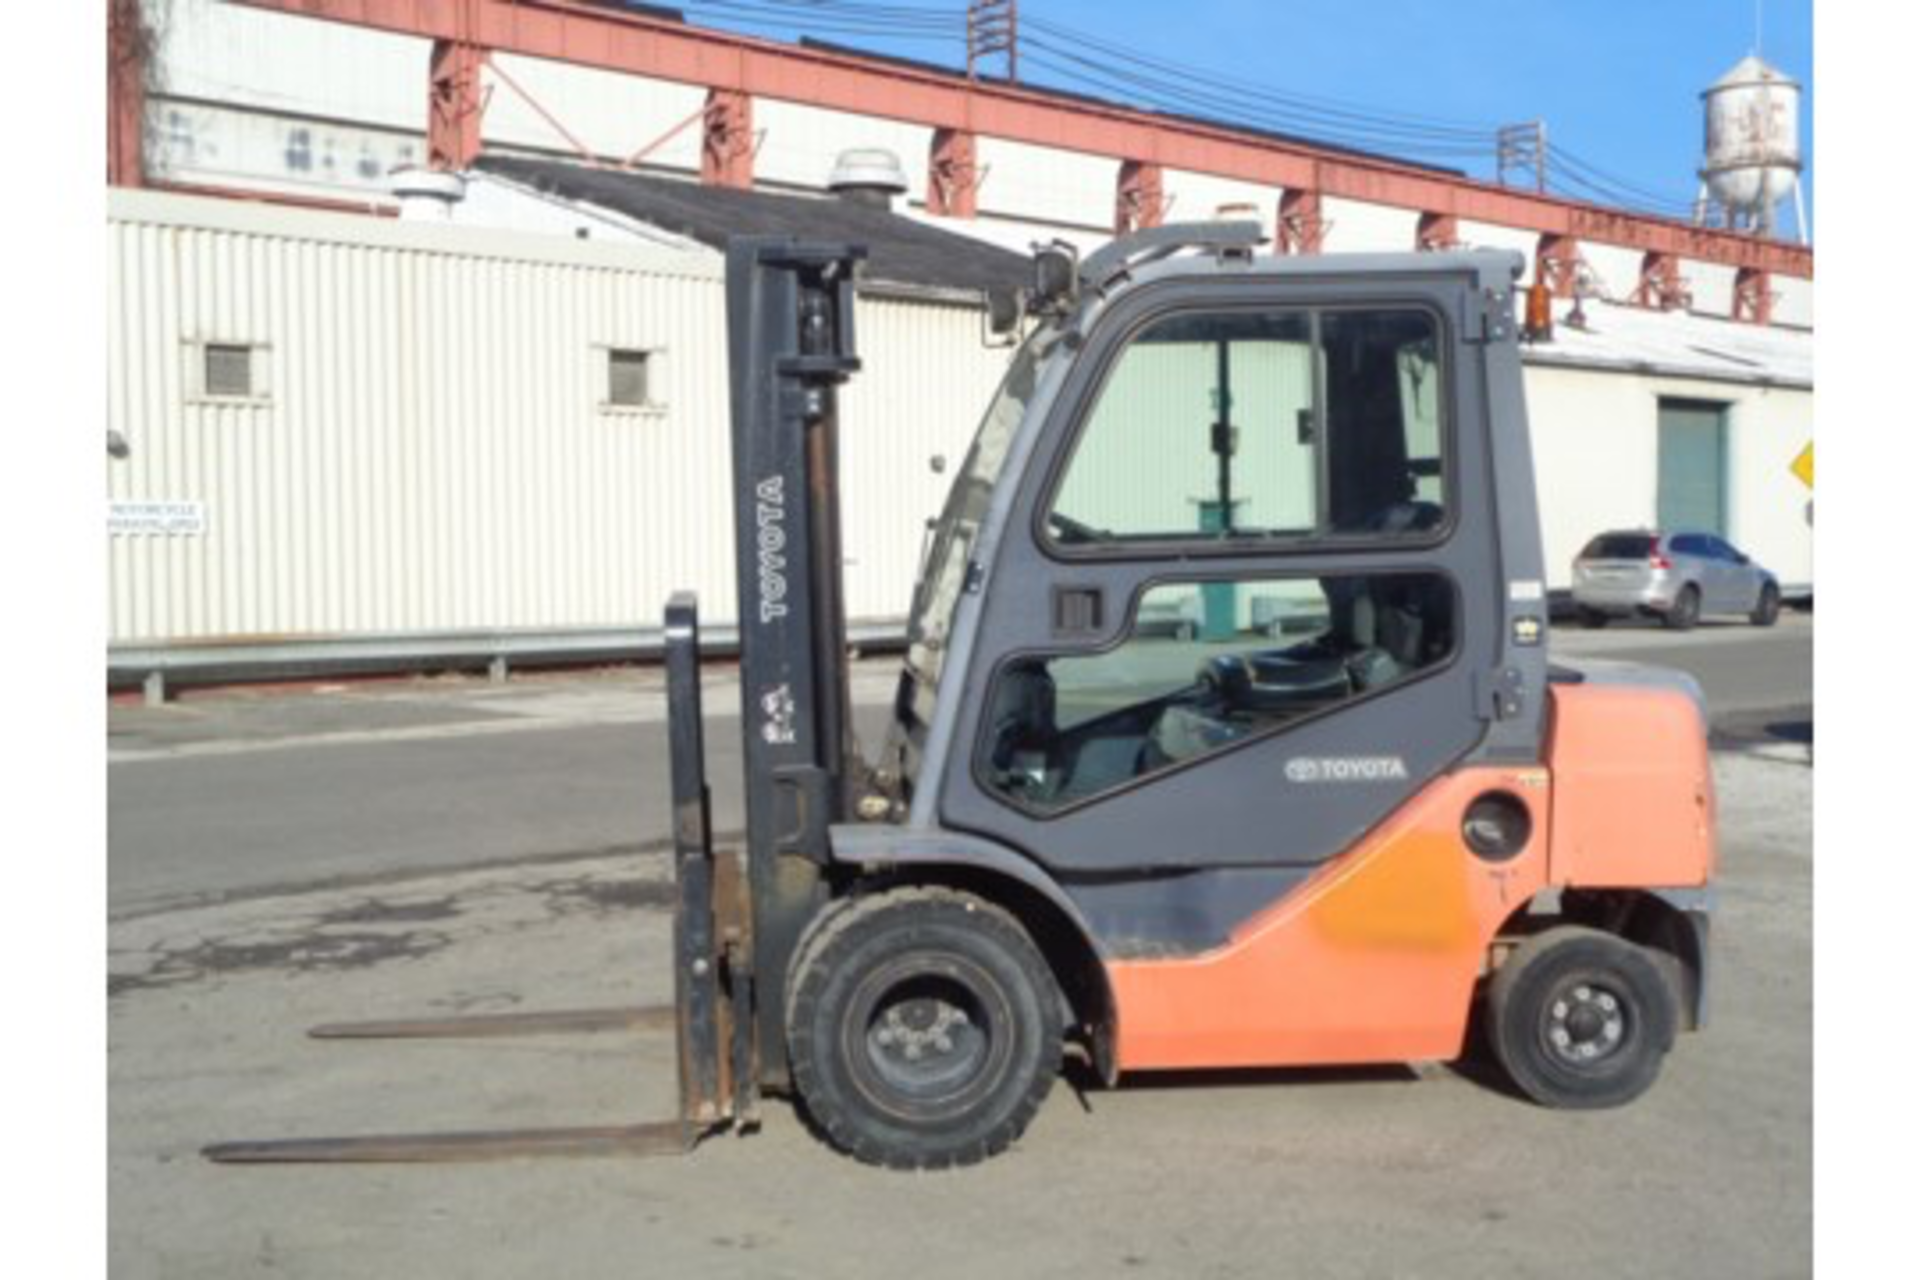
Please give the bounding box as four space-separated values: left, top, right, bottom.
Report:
936 269 1538 931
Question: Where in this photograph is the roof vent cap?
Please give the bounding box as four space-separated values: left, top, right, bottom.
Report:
390 166 467 221
828 148 908 209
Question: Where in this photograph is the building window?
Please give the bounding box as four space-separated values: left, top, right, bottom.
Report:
185 339 271 405
204 344 255 398
600 346 664 414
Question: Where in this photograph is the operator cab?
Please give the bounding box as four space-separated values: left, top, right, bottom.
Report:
884 228 1542 894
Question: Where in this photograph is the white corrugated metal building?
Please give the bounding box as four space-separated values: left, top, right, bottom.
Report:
105 186 1008 681
107 181 1811 688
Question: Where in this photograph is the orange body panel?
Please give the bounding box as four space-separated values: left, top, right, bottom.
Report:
1108 767 1553 1071
1544 683 1716 888
1104 683 1717 1074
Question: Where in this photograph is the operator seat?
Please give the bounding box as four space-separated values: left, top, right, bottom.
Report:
986 664 1059 792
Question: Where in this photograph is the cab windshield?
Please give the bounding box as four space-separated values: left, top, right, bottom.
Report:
905 324 1062 684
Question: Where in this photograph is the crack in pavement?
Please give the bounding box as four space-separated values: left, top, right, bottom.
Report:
110 927 454 998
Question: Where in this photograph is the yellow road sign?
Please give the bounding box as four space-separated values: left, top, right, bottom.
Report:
1790 441 1813 490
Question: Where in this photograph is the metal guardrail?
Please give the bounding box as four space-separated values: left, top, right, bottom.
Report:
107 619 912 701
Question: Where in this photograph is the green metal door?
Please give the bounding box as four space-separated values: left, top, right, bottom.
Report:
1658 400 1728 534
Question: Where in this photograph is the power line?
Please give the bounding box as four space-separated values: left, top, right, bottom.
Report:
622 0 1704 217
1019 39 1493 162
1024 15 1499 140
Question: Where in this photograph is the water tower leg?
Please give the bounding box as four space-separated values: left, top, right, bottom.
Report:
1792 177 1809 246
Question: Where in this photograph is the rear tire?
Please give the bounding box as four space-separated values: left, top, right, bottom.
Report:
1487 927 1677 1110
1750 582 1781 627
1662 585 1701 632
785 887 1062 1169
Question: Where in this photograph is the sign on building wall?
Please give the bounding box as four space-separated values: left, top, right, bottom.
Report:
1790 440 1813 490
109 501 208 536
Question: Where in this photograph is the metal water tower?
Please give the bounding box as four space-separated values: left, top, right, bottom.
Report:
1696 54 1806 242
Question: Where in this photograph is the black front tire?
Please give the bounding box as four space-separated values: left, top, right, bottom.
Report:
1577 607 1610 629
1662 585 1701 632
786 887 1063 1169
1488 927 1677 1110
1750 582 1781 627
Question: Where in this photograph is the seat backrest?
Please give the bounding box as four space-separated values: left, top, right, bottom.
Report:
986 665 1056 768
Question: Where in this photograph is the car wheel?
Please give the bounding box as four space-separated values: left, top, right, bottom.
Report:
785 887 1063 1170
1577 607 1609 629
1487 927 1678 1110
1662 585 1700 632
1750 583 1781 628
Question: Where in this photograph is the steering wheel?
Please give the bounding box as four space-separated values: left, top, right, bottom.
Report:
1366 501 1443 535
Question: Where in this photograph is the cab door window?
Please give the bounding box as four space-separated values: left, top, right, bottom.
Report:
983 573 1456 811
1045 308 1446 550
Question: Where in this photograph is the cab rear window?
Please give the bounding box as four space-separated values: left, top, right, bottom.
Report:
1581 534 1656 559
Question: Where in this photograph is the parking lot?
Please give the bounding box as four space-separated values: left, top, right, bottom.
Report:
108 617 1811 1279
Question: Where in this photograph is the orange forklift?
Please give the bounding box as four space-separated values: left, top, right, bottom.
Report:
208 225 1714 1170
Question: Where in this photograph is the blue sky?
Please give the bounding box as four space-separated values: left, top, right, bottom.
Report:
661 1 1812 232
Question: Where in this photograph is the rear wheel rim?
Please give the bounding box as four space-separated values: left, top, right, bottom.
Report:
1537 977 1634 1071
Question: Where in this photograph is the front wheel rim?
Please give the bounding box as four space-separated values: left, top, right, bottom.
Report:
843 958 1013 1119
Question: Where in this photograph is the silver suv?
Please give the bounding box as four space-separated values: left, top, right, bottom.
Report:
1571 530 1781 630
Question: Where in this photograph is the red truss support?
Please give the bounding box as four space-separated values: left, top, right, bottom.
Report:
1276 189 1326 255
108 0 147 187
702 88 754 189
224 2 1810 284
1630 251 1691 311
1732 267 1775 325
1536 233 1581 299
428 39 489 170
1114 160 1165 236
927 128 978 218
1416 211 1459 252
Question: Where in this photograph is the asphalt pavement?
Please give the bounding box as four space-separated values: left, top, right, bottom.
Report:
108 738 1812 1280
107 612 1813 1278
107 613 1812 914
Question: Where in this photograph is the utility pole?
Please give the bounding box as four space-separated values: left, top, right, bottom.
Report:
968 1 1018 83
1496 121 1548 194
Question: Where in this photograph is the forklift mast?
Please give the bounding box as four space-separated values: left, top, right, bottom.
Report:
722 239 867 1085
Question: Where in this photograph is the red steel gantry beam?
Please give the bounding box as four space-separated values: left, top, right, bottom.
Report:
227 0 1810 280
1536 233 1581 299
1732 268 1775 325
1630 251 1691 311
1276 189 1327 255
1114 160 1164 236
1416 211 1459 252
702 87 754 188
108 0 147 187
927 127 978 218
428 38 489 169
